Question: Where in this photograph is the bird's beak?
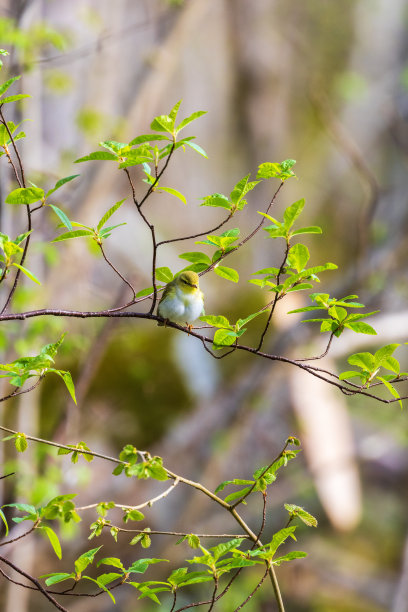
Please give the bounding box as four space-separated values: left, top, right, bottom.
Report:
192 283 198 288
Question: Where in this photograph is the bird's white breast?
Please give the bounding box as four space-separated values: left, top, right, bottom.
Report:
158 287 204 324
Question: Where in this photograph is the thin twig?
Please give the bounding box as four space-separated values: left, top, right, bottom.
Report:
233 565 270 611
76 478 180 511
0 524 36 547
256 240 290 351
99 243 136 301
0 376 44 403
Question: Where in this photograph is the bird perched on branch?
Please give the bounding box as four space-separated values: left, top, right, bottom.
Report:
157 271 204 330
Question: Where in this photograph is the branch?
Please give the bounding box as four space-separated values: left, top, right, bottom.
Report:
0 554 69 612
98 243 136 301
0 376 44 403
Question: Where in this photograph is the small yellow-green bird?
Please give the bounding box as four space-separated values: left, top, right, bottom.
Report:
157 271 204 328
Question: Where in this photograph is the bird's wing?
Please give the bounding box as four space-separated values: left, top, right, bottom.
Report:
158 280 175 304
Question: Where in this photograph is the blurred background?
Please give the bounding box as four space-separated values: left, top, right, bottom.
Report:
0 0 408 610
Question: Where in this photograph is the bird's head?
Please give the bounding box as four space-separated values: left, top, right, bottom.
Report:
175 271 200 294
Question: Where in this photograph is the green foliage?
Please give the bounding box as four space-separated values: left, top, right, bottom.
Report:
200 309 267 350
112 445 168 481
57 441 94 463
256 159 297 182
288 293 378 337
52 199 126 244
339 344 406 407
215 440 301 503
0 231 40 284
0 334 76 402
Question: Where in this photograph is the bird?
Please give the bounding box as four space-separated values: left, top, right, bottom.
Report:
157 271 204 330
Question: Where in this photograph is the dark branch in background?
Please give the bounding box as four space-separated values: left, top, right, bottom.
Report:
0 105 31 315
0 554 69 612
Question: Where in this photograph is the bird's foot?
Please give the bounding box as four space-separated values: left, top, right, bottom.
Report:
186 323 193 335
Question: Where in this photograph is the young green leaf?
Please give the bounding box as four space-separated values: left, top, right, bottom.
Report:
179 252 212 265
158 186 186 204
52 229 93 242
6 187 44 205
199 315 232 329
214 266 239 283
97 199 126 231
75 151 118 163
176 110 207 133
49 205 72 231
12 263 41 285
155 267 173 283
39 525 62 559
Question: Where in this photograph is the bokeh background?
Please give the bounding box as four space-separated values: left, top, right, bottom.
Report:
1 0 408 610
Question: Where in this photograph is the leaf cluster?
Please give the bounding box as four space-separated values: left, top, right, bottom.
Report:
0 334 76 402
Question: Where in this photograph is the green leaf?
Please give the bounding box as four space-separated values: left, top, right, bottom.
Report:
236 310 267 329
150 114 175 133
155 267 173 283
256 162 283 180
183 140 208 158
176 110 207 133
52 229 93 242
6 187 44 205
200 193 231 210
376 376 403 409
0 94 30 104
348 352 375 371
158 186 186 204
199 315 231 329
49 205 72 231
179 252 211 265
272 551 307 566
291 226 322 236
213 328 237 349
15 433 28 452
287 243 309 272
74 546 102 575
210 538 244 561
0 508 9 536
59 371 77 404
230 174 259 206
123 509 145 522
339 370 364 381
129 134 168 145
345 321 377 335
0 75 21 97
374 344 400 366
42 573 73 586
96 572 122 586
40 525 62 559
97 557 125 570
97 199 126 231
284 199 304 229
75 151 118 163
381 356 400 374
46 174 80 197
136 286 155 298
214 266 239 283
284 504 318 527
11 263 41 285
